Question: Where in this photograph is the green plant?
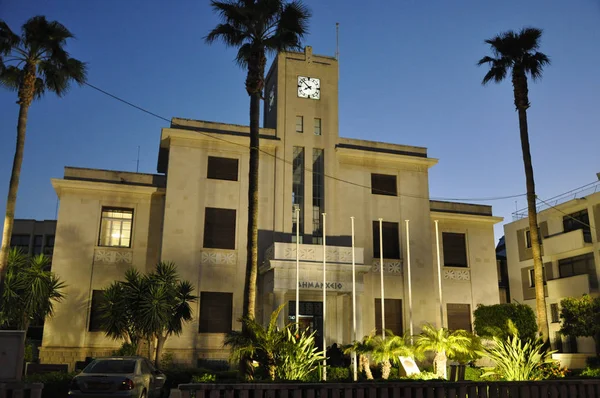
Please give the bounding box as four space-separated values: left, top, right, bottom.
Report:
276 327 325 381
560 295 600 357
161 352 175 370
580 367 600 378
24 371 77 398
100 262 197 368
0 250 65 332
342 331 377 380
474 303 537 341
464 366 484 381
539 361 569 379
479 323 557 381
0 16 87 290
414 324 471 379
403 371 443 381
192 373 216 383
112 342 138 356
326 366 350 381
370 331 415 379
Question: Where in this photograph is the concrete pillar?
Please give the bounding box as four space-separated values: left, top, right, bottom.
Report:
273 290 288 329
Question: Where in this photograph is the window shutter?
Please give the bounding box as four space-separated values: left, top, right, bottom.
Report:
446 303 471 332
199 292 233 333
203 208 236 249
442 233 467 267
207 156 239 181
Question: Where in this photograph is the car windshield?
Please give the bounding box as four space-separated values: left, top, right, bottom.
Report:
84 359 136 374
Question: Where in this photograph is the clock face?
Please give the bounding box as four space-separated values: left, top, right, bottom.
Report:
268 87 275 111
297 76 320 99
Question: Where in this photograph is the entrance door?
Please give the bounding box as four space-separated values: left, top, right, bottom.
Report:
288 301 323 350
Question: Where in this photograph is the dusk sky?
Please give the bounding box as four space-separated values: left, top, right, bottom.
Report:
1 0 599 241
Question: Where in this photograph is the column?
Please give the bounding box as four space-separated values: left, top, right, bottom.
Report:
273 290 288 329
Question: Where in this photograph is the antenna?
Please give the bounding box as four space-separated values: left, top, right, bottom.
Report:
136 146 140 173
335 22 340 60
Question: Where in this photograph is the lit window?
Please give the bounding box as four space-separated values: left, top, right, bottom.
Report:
296 116 303 132
99 208 133 248
314 118 321 135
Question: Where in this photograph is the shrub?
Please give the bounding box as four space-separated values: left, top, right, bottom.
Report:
112 342 138 356
403 371 444 381
539 361 569 379
474 303 537 341
24 372 77 398
275 328 325 381
580 367 600 378
192 373 216 383
327 366 350 381
464 366 484 381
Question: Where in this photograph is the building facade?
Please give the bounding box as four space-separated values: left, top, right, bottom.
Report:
40 47 502 368
10 219 56 259
504 178 600 364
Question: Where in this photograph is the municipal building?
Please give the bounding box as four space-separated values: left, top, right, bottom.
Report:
40 47 503 368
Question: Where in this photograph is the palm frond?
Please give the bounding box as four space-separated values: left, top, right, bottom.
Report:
523 51 550 81
0 20 20 56
0 65 21 92
517 27 543 52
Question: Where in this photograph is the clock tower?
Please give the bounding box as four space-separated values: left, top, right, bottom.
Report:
263 46 340 242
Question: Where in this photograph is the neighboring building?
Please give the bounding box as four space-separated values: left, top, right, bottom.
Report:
10 219 56 259
496 236 510 303
40 47 502 369
504 177 600 361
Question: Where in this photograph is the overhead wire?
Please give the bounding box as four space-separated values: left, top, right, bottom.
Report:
84 81 527 203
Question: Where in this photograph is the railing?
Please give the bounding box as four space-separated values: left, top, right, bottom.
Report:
512 181 600 220
0 382 43 398
180 380 600 398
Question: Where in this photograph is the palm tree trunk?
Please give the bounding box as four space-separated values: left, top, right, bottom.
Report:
155 334 166 369
0 103 30 292
381 359 391 380
434 351 447 379
361 356 373 380
512 70 549 343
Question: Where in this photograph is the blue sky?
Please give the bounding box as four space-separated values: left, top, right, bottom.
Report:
1 0 599 241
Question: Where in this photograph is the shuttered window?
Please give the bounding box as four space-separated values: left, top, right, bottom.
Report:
443 233 468 267
207 156 239 181
550 304 559 323
371 174 397 196
88 290 106 332
447 303 471 332
372 221 400 259
203 208 236 249
374 298 403 336
199 292 233 333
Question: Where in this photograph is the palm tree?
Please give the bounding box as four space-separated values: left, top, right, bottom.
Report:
414 324 471 379
224 304 287 381
206 0 310 379
370 331 415 379
0 249 65 335
343 331 377 380
478 27 550 342
0 17 87 291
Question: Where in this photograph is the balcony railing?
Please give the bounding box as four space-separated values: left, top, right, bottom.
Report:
543 229 588 256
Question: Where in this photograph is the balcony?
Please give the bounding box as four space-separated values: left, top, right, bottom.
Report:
547 273 591 298
542 229 589 257
263 242 364 265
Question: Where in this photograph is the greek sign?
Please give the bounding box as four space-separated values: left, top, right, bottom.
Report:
298 281 343 290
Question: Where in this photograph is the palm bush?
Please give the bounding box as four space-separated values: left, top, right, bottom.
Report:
479 323 557 381
343 331 377 380
414 324 472 379
370 331 415 379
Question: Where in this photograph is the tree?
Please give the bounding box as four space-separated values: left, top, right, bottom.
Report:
474 303 537 342
100 262 196 368
559 295 600 357
0 249 65 335
370 331 414 379
414 324 471 379
478 27 550 342
343 332 376 380
206 0 310 379
0 17 87 292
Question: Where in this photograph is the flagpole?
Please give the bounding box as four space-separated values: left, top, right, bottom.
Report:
435 220 444 327
295 206 300 331
351 216 357 381
379 218 385 340
405 220 413 342
322 213 327 381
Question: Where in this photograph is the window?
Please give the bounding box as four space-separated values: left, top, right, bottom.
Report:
295 116 303 132
99 208 133 247
203 208 236 249
374 299 403 336
525 228 542 249
312 149 325 244
207 156 238 181
443 233 468 267
371 174 397 196
44 235 55 255
529 267 547 287
199 292 233 333
88 290 106 332
550 303 559 323
553 332 563 353
33 235 43 255
563 209 591 243
292 147 305 242
372 221 400 259
558 253 595 279
314 118 321 135
10 234 30 252
447 303 471 332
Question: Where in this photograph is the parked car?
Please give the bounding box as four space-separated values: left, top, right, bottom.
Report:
68 356 167 398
